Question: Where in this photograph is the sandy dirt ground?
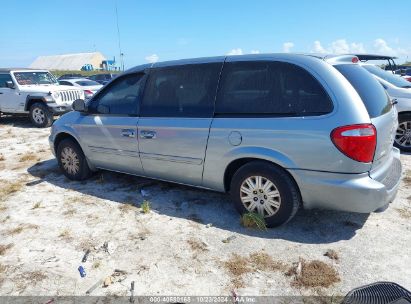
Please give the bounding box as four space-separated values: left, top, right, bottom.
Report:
0 116 410 298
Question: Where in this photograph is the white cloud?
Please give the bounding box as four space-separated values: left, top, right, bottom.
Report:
145 54 159 63
374 38 395 55
250 50 260 54
312 40 327 53
282 42 294 53
311 39 366 54
227 48 243 55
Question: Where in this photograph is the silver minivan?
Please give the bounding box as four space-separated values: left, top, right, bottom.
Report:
49 54 402 227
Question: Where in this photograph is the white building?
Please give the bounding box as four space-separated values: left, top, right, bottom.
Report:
30 52 107 71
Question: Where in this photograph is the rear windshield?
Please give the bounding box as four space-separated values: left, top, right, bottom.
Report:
75 80 100 86
334 64 392 118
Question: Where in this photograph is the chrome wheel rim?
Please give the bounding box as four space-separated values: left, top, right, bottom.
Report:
61 147 80 175
240 176 281 218
32 108 45 124
395 121 411 148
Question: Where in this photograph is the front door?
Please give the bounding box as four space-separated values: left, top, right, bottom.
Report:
73 73 146 174
0 74 22 113
138 61 222 186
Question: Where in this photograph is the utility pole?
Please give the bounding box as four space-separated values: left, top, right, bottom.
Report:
115 0 124 71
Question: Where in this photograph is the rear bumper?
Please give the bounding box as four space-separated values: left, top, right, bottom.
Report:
290 148 402 213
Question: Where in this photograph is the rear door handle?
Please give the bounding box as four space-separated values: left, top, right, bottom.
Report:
121 129 136 138
140 130 156 139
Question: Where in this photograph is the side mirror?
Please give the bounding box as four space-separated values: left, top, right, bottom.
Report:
6 81 14 89
72 99 87 112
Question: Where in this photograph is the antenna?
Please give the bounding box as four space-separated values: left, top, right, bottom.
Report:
115 0 124 71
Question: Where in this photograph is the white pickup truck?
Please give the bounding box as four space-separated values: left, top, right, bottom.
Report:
0 69 84 127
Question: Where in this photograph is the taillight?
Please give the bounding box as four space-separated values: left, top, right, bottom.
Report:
331 124 377 163
84 90 93 98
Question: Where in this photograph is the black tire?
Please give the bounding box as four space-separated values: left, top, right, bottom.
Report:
394 113 411 152
29 102 53 128
57 139 91 181
230 161 301 228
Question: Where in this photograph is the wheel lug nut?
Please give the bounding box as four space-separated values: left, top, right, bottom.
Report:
264 195 267 199
253 191 257 194
254 197 258 201
260 200 264 204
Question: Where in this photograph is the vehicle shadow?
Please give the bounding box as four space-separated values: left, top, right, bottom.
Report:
27 159 370 244
0 116 34 128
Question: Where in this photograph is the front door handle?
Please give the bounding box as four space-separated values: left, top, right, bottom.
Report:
121 129 136 138
140 130 156 139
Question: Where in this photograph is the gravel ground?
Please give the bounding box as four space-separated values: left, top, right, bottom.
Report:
0 116 410 297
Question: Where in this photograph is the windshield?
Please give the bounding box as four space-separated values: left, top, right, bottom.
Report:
13 71 58 85
75 80 101 86
362 65 411 88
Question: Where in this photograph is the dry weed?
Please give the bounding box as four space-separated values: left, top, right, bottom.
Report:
396 207 411 219
19 153 39 163
0 179 25 202
5 224 39 236
0 244 13 255
324 249 339 261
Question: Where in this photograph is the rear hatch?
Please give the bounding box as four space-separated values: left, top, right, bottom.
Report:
334 63 397 171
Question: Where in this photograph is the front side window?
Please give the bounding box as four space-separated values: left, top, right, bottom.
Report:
0 74 13 88
88 73 144 115
13 72 57 85
215 61 333 116
141 63 221 117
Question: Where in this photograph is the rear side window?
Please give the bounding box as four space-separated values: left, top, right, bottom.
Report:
141 63 221 117
215 61 333 116
334 64 392 118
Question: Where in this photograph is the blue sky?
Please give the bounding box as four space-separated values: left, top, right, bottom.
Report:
1 0 410 68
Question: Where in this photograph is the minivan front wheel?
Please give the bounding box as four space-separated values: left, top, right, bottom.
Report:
57 139 91 180
395 113 411 152
230 161 301 228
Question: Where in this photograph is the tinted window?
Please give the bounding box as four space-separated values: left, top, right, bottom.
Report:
88 73 144 115
0 74 12 87
75 80 100 86
141 63 221 117
215 61 333 116
59 81 73 86
335 64 392 118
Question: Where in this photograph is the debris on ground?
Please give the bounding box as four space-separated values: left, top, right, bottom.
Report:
78 266 86 278
82 249 90 263
130 281 135 303
205 223 213 228
86 278 104 295
324 249 339 261
140 189 150 197
140 200 151 214
103 276 112 288
222 235 237 243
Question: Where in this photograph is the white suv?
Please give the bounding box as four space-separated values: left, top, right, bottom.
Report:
0 69 84 127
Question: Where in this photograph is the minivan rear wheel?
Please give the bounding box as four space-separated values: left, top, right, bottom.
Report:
230 161 301 228
394 113 411 152
57 139 91 181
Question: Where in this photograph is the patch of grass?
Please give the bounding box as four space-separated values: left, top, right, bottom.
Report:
63 208 76 217
0 244 13 256
140 200 151 214
249 251 287 272
187 238 208 253
224 251 287 289
286 259 340 288
31 202 41 209
92 261 101 269
58 229 73 241
0 179 25 202
396 207 411 219
403 170 411 186
19 152 39 163
14 271 47 291
324 249 339 261
240 212 267 230
118 202 136 214
5 224 39 236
